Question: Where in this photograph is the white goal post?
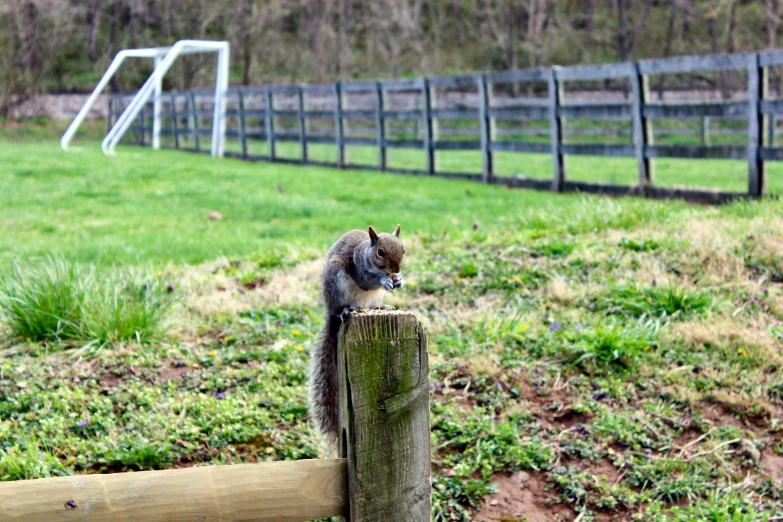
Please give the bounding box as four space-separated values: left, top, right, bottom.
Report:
61 40 229 158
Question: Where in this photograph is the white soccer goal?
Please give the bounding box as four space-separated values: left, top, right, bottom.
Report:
61 40 230 158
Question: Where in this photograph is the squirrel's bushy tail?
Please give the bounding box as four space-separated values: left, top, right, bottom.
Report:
308 314 342 441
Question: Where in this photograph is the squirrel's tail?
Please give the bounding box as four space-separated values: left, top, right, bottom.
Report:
308 314 342 441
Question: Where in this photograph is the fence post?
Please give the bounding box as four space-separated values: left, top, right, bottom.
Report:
335 82 346 167
422 79 436 174
189 92 201 152
631 63 654 194
701 116 711 146
170 93 179 150
478 74 494 183
376 81 387 170
298 86 308 164
770 114 777 147
237 90 247 159
139 104 146 146
548 67 565 192
338 310 431 521
107 97 114 135
265 89 276 162
748 54 767 197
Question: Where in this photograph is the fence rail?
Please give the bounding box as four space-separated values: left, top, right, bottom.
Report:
0 311 431 522
110 49 783 203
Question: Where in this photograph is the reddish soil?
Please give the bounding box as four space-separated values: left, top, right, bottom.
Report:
761 449 783 484
100 361 191 388
473 472 575 522
242 277 267 290
157 362 191 382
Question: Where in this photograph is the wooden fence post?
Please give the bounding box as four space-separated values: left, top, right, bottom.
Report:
335 82 346 167
701 116 711 146
189 92 201 152
376 81 387 170
107 98 113 135
748 53 767 197
548 67 565 192
338 310 431 521
478 74 494 183
422 79 436 174
170 93 179 150
238 90 247 158
139 104 146 146
769 114 776 147
298 86 308 164
265 89 277 161
631 63 654 194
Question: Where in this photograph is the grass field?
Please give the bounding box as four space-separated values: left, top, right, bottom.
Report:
1 125 783 520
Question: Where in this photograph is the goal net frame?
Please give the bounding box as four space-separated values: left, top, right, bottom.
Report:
61 40 229 158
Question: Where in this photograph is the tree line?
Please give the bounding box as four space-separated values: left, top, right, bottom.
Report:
2 0 783 116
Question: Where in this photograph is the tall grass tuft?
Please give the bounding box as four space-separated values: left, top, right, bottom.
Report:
0 257 85 342
597 283 712 320
79 268 172 348
0 258 173 351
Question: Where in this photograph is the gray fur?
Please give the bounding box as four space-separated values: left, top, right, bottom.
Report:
308 227 405 441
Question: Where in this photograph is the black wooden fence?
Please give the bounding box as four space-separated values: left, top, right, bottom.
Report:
109 50 783 203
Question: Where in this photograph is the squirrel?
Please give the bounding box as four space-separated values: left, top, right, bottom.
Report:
308 224 405 441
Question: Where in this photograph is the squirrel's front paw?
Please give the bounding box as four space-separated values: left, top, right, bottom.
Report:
339 306 360 322
392 273 403 290
381 276 394 292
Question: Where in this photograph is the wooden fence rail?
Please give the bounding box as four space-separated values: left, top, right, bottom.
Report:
0 312 430 522
110 48 783 203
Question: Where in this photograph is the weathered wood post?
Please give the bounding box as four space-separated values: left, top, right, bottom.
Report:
422 79 436 175
107 97 114 135
297 86 308 164
265 89 277 162
335 81 346 167
631 63 654 194
338 310 431 521
238 89 247 158
170 93 180 150
548 67 565 192
748 53 767 197
701 116 711 146
189 92 201 152
376 81 387 171
478 74 494 183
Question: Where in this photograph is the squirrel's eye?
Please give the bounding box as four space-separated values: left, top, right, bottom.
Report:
377 248 385 257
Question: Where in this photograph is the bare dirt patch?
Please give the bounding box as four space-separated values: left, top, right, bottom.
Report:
474 472 574 522
157 361 191 382
762 450 783 484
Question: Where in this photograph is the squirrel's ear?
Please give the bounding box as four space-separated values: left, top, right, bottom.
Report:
368 226 379 245
393 224 401 237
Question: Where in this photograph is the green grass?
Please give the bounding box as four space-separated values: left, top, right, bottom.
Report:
0 142 595 267
0 258 172 350
2 133 783 520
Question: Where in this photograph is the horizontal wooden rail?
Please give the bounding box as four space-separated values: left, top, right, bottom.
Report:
111 46 783 202
0 459 347 522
